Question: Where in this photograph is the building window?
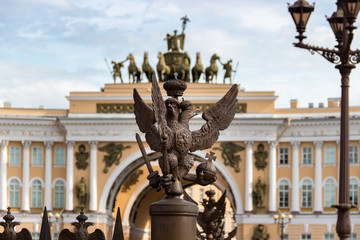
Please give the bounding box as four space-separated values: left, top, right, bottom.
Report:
282 234 289 240
9 146 20 165
32 147 43 166
302 147 312 164
54 180 65 208
55 148 66 166
350 179 358 205
324 146 335 164
349 146 358 164
301 180 312 208
31 180 42 208
187 187 193 199
279 147 289 165
53 233 59 240
324 233 335 240
9 179 20 207
200 188 205 201
32 233 40 240
278 180 289 208
324 179 336 207
301 233 311 240
349 233 357 240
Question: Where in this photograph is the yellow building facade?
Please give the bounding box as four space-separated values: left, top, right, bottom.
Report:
0 82 359 240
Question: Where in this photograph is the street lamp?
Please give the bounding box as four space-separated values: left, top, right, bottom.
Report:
273 213 293 240
288 0 359 239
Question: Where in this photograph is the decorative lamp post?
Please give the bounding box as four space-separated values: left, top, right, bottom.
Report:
288 0 359 239
273 213 293 240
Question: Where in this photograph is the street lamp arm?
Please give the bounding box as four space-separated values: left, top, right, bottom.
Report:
294 42 340 64
349 49 360 64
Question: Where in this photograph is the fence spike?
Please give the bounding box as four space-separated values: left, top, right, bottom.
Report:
112 207 125 240
39 206 52 240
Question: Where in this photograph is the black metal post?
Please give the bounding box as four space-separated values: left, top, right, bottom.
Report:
288 1 360 239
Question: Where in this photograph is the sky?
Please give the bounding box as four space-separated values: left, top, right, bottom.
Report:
1 0 360 109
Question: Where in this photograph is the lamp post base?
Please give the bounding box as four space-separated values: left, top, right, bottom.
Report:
332 203 356 240
150 196 198 240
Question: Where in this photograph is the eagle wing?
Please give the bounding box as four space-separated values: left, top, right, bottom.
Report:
89 229 106 240
190 84 238 152
58 229 76 240
209 190 227 222
133 80 162 152
15 229 32 240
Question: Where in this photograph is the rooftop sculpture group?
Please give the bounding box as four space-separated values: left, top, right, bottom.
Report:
107 16 238 84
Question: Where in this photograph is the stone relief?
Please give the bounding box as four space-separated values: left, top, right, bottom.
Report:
75 144 89 170
213 142 244 172
254 143 268 170
98 143 131 173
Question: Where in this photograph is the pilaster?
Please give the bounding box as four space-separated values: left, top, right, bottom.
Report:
89 141 98 212
268 141 277 212
0 140 9 211
244 141 254 213
314 141 323 213
21 140 31 212
291 141 300 213
66 141 75 212
44 141 53 210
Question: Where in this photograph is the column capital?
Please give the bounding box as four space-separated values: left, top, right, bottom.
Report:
244 141 254 147
66 141 75 148
89 141 98 147
44 141 54 149
291 141 301 147
268 141 277 149
314 141 323 148
21 140 31 148
0 140 9 148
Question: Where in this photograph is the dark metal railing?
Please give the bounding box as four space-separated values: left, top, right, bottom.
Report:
0 207 125 240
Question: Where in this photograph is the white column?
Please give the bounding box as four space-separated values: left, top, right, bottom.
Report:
291 141 300 213
268 141 277 212
66 141 75 212
314 141 323 212
0 141 9 211
244 141 254 212
21 140 31 212
89 141 98 212
44 141 53 211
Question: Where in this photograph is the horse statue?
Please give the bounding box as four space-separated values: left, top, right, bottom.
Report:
205 53 220 83
191 52 204 83
127 53 141 83
157 52 171 82
142 52 154 82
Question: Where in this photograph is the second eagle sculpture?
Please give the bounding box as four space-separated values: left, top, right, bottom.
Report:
133 73 238 195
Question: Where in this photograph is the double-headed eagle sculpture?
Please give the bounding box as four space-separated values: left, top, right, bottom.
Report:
133 73 238 195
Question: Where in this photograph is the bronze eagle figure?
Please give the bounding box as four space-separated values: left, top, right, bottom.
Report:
133 73 238 195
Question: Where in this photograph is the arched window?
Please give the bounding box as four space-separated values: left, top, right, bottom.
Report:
54 180 65 208
301 179 312 208
350 178 358 205
278 179 289 208
9 179 20 207
31 179 42 208
324 179 336 207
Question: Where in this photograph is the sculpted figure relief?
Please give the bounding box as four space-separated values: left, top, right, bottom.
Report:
76 177 88 208
252 177 266 207
133 73 238 195
252 224 270 240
